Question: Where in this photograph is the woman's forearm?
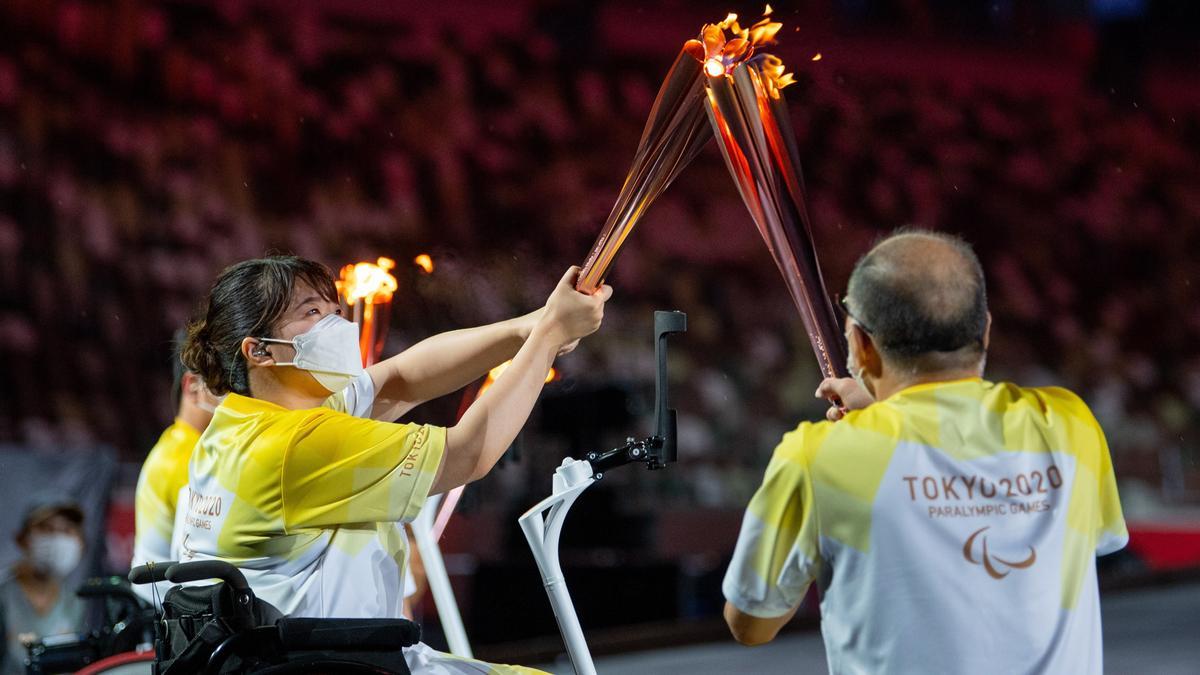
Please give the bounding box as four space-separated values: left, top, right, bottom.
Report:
367 311 538 419
434 325 559 493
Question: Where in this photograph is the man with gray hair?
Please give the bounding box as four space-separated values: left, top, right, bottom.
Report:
722 230 1127 673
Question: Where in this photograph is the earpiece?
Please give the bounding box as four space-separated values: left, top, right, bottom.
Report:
252 343 270 357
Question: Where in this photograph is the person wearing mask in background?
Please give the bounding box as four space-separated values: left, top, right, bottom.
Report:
722 230 1126 673
0 499 87 675
177 255 609 674
130 337 220 603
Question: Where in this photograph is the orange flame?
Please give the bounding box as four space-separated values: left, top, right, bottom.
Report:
413 253 434 275
337 257 398 305
477 360 558 398
689 6 794 96
758 54 796 98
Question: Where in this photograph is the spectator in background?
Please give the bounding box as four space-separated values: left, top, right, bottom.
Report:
0 499 86 675
130 334 219 603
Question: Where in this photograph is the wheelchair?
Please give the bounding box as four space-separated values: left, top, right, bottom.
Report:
127 560 419 674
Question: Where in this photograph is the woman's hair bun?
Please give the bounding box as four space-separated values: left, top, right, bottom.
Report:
181 319 229 395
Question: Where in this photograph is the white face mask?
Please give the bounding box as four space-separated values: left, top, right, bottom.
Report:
29 533 82 578
258 314 364 393
189 381 221 414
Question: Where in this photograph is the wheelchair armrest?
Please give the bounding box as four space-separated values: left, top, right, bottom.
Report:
276 618 421 652
166 560 251 591
129 561 177 585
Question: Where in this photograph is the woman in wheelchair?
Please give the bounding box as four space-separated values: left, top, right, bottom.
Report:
159 255 610 674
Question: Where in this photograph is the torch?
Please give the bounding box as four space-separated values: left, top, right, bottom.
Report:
336 257 399 366
575 42 712 293
575 7 847 381
694 9 848 379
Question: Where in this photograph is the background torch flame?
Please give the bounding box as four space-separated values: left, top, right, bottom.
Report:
337 257 399 366
478 361 558 396
414 254 435 275
338 257 398 305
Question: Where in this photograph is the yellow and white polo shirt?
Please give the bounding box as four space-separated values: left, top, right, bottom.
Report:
724 378 1127 674
136 378 372 602
175 374 444 619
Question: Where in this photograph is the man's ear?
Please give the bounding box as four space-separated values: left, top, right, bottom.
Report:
241 337 275 368
982 311 992 351
852 325 883 377
859 326 888 374
181 371 200 404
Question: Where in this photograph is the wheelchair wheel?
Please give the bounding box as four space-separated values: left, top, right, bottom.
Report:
74 651 154 675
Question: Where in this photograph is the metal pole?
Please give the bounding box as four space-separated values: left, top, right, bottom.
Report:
410 494 473 657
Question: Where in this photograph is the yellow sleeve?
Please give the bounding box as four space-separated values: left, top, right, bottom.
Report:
1041 386 1128 555
722 423 822 618
1092 422 1128 555
280 410 445 531
134 423 195 553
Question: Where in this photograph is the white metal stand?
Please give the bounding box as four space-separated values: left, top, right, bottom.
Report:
518 458 601 675
519 310 685 674
410 493 473 657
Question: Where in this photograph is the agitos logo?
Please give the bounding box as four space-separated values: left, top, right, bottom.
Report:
962 526 1037 579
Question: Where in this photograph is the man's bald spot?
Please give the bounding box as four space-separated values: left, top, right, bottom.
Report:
847 229 988 366
861 232 980 324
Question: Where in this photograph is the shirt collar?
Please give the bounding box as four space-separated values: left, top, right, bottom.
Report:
220 393 287 414
173 417 203 437
888 376 985 400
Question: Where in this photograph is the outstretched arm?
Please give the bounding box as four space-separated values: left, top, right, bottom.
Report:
724 601 799 646
366 310 542 421
431 269 612 493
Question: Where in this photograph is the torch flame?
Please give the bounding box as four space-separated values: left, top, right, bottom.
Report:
758 54 796 98
337 256 399 366
477 360 558 398
337 257 399 305
692 6 794 92
414 253 435 275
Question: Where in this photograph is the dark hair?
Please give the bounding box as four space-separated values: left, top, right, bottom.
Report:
182 256 339 396
846 229 987 370
170 328 188 412
16 499 84 544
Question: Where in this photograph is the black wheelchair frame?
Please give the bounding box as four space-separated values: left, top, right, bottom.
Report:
128 560 419 675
